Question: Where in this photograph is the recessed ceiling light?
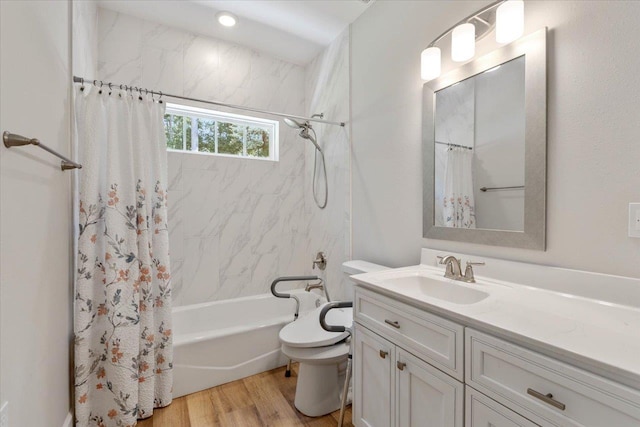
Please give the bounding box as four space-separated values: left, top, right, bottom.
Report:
217 11 237 28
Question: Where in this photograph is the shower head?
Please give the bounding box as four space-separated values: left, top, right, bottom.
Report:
284 117 307 129
284 117 323 152
284 117 328 209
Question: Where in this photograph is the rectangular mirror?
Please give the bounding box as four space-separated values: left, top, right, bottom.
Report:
423 28 547 249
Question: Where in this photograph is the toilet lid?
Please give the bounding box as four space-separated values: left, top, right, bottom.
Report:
279 304 352 348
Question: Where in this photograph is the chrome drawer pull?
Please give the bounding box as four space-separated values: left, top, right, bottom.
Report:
397 361 406 371
379 350 388 359
527 388 566 411
384 319 400 329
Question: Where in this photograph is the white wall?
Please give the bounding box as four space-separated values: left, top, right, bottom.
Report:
0 1 73 425
351 1 640 278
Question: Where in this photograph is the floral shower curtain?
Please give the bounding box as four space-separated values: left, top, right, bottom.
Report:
443 147 476 228
74 87 173 426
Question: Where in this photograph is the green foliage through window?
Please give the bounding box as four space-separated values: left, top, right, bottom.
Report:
164 104 277 160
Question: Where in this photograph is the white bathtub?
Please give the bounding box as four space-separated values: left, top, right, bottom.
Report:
172 289 323 398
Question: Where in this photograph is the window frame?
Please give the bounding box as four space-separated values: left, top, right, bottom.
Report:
164 102 279 161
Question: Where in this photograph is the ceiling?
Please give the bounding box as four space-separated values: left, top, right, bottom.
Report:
97 0 373 65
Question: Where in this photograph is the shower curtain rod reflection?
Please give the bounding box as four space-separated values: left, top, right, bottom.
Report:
72 76 346 127
435 140 473 150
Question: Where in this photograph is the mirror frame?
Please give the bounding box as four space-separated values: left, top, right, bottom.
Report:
423 28 547 250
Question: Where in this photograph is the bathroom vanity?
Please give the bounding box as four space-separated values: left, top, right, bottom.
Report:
351 249 640 427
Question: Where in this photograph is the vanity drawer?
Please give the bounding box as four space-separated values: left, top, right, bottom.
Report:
466 329 640 427
466 386 539 427
354 287 464 380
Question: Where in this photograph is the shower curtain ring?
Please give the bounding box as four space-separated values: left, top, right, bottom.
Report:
158 91 163 104
80 78 85 91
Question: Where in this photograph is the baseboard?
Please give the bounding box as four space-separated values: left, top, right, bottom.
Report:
62 411 73 427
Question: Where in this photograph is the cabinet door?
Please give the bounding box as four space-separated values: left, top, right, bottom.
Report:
466 387 539 427
354 324 395 427
396 348 463 427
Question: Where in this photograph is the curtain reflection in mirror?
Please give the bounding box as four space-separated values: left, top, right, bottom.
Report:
443 147 476 228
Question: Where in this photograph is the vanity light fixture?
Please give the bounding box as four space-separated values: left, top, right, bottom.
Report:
217 11 238 27
421 47 441 80
451 23 476 62
496 0 524 43
420 0 525 81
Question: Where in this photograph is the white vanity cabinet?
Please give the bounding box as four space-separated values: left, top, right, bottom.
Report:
396 347 464 426
466 329 640 427
354 324 464 427
465 387 539 427
354 288 464 427
353 324 395 427
353 285 640 427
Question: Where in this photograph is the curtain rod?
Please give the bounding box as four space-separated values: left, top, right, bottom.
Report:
435 140 473 150
73 76 345 127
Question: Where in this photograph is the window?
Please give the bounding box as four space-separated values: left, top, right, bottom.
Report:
164 103 278 160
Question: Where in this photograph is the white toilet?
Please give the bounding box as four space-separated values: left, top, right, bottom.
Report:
279 260 388 417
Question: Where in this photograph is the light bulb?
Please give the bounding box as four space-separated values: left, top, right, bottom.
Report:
451 23 475 62
217 11 237 27
496 0 524 44
421 47 441 81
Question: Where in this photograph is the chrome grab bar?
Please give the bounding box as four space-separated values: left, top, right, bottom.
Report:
270 275 319 320
319 301 353 333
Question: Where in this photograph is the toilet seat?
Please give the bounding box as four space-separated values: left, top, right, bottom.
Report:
281 341 350 364
279 304 352 348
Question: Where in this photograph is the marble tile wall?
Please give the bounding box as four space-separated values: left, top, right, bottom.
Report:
304 29 352 301
97 8 351 306
73 1 98 78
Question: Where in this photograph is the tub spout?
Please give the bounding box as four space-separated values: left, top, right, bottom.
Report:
305 279 330 302
304 283 323 292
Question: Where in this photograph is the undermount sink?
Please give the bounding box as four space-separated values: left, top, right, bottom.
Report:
380 274 490 305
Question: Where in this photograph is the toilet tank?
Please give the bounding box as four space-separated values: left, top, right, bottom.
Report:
341 260 388 301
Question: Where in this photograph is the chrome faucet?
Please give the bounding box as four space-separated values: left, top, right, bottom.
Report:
305 279 331 302
438 255 462 280
437 255 485 283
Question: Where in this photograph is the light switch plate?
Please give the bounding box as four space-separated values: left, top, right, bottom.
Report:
0 401 8 427
630 203 640 238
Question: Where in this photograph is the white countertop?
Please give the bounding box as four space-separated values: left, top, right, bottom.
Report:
352 263 640 391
